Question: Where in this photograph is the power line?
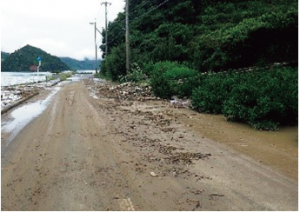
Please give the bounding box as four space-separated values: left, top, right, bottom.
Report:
129 0 151 15
101 0 171 61
105 30 124 45
112 0 152 24
132 0 170 22
112 0 170 25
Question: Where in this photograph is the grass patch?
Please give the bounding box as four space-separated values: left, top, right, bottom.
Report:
59 72 73 81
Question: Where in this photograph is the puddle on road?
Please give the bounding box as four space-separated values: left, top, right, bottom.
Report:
177 111 298 180
67 74 94 82
67 77 81 82
2 87 61 142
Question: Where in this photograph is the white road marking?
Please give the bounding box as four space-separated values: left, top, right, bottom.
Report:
118 198 135 211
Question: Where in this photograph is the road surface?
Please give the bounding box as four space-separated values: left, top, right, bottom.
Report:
1 79 298 210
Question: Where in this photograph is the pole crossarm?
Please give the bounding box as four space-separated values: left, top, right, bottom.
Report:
101 2 111 6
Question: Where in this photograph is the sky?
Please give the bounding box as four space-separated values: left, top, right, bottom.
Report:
1 0 125 60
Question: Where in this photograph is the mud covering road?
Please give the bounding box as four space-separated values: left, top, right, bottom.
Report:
1 79 298 210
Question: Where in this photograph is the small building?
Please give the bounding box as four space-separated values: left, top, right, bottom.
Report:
29 65 37 72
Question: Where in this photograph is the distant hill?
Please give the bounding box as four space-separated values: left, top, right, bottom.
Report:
60 57 101 70
1 45 69 72
1 51 10 61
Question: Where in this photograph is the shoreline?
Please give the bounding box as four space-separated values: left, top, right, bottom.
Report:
1 79 61 113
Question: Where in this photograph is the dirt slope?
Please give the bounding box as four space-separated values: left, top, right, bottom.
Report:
1 80 298 210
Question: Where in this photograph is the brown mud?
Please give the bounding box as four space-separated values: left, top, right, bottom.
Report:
1 79 297 211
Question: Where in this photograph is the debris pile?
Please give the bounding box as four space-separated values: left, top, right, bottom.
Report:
1 78 61 109
170 96 191 109
97 82 160 101
157 143 211 165
1 86 41 108
165 152 211 165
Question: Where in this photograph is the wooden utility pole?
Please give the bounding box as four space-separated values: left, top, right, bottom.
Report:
101 2 111 58
90 20 98 74
94 22 98 74
125 0 130 72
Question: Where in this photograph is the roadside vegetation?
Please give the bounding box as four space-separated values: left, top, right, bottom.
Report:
94 72 112 81
59 72 73 81
98 0 298 130
46 75 57 81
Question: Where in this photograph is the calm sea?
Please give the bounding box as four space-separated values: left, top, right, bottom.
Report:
1 72 52 86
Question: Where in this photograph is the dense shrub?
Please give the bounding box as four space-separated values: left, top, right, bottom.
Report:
192 67 298 130
149 61 179 99
223 67 298 130
189 3 298 71
119 63 148 82
164 66 198 80
176 74 201 98
149 61 199 99
191 72 235 113
100 44 126 81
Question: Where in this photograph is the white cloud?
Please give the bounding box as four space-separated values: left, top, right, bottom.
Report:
70 48 96 60
1 0 125 60
22 38 68 55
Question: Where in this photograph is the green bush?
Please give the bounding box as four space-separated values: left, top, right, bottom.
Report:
223 67 298 130
101 44 126 81
149 61 199 99
177 74 201 98
191 67 297 130
192 72 234 113
164 66 198 80
119 63 148 82
149 61 178 99
59 72 72 81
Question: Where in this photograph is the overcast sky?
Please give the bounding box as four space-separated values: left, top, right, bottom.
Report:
1 0 125 60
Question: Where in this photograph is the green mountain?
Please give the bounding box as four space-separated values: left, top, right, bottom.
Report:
1 45 70 72
60 57 101 70
100 0 297 79
1 51 10 61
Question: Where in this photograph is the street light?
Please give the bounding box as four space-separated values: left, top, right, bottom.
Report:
90 21 98 74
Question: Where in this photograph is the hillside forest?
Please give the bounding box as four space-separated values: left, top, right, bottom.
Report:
1 52 10 62
1 45 70 72
60 57 101 71
99 0 298 130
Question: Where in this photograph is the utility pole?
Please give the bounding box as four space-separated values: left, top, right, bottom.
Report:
94 22 98 74
90 20 98 74
125 0 130 72
101 2 111 58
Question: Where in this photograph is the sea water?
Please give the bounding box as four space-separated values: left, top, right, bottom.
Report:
1 72 52 86
2 87 61 143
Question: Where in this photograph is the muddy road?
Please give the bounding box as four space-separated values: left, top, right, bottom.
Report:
1 79 298 210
